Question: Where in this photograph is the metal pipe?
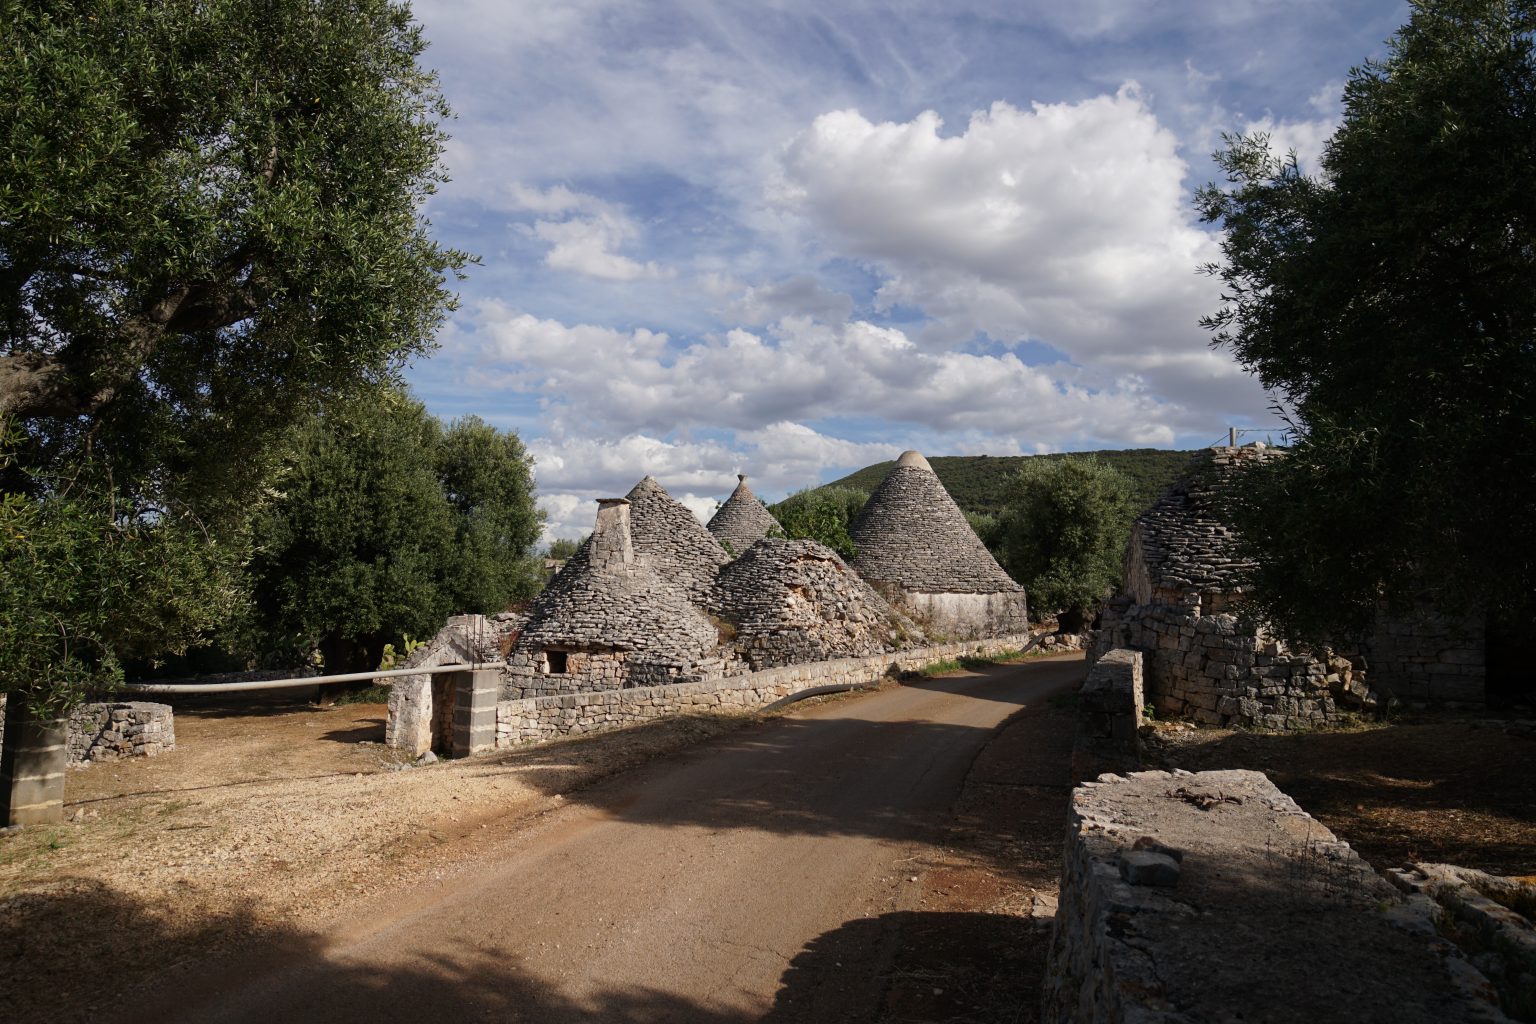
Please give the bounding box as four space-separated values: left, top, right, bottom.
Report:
119 663 481 695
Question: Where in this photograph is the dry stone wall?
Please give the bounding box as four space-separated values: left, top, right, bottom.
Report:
1368 604 1486 706
66 702 175 765
1043 769 1508 1023
1091 596 1367 730
495 633 1035 747
1073 649 1143 778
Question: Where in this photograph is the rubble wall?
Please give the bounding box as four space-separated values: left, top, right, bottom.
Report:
1073 649 1143 779
65 702 175 765
1042 769 1506 1023
1091 597 1365 730
495 633 1036 747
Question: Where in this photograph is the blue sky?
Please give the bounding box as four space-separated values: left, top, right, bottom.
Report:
405 0 1409 538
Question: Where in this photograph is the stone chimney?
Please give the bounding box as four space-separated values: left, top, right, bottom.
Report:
590 498 634 570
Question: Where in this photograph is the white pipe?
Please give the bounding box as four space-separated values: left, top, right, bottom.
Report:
120 663 484 695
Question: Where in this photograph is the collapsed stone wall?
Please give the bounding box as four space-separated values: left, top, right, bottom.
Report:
65 702 175 765
1043 769 1508 1023
495 633 1035 747
1092 596 1370 730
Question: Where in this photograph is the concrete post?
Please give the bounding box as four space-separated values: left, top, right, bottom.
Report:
1 697 67 826
450 669 499 758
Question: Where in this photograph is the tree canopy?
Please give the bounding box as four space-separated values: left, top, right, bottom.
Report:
245 391 543 673
0 0 467 707
1197 0 1536 637
992 456 1137 625
767 486 867 560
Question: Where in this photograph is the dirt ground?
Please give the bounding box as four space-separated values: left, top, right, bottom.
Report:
1142 714 1536 876
1 694 767 1022
1 670 1081 1024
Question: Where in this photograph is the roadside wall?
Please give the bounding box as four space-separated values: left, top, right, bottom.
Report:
1073 649 1143 779
495 633 1037 748
1091 597 1368 730
1042 769 1507 1023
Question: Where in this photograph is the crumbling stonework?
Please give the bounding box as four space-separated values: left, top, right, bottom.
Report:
707 475 779 556
851 451 1028 639
1092 595 1369 729
504 498 730 699
1043 769 1508 1023
711 538 922 669
66 702 175 765
625 475 731 606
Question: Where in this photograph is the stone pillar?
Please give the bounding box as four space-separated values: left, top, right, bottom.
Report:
450 669 499 758
589 497 634 570
1 698 67 826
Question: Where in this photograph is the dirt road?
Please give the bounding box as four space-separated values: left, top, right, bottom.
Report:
121 656 1081 1024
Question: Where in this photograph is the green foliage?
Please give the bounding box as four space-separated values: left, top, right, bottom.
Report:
993 456 1138 618
820 451 1190 519
1196 0 1536 636
1 1 466 702
546 537 583 560
244 389 542 672
767 486 867 559
0 431 242 715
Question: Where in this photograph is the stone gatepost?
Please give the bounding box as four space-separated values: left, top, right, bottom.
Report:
450 669 499 758
1 698 67 826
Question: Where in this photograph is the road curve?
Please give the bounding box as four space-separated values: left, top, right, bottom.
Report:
130 656 1083 1024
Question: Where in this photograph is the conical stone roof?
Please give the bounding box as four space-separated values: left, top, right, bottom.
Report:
712 538 923 668
707 475 780 556
1130 446 1284 595
850 451 1022 594
516 499 719 662
624 475 731 605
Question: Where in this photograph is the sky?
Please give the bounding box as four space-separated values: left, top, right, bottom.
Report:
405 0 1410 540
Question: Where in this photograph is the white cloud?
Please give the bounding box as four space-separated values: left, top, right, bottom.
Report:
528 427 899 540
473 306 1246 451
724 274 855 326
508 184 673 282
773 88 1232 406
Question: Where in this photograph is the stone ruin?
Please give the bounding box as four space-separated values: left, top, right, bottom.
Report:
1095 444 1486 730
706 474 779 556
850 450 1029 639
709 538 923 670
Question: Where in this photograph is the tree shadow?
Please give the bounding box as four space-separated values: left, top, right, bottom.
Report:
320 718 385 744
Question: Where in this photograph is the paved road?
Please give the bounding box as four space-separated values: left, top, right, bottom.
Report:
135 656 1082 1024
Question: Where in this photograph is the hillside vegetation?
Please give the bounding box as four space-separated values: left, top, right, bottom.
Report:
820 449 1197 517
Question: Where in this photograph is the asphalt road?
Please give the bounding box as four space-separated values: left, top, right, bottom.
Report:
134 655 1083 1024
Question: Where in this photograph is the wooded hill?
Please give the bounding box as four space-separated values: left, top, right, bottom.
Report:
820 449 1198 517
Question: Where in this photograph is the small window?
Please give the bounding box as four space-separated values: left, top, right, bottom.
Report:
547 650 568 674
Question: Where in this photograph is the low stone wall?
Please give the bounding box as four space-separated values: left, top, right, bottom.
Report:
1073 649 1143 779
495 633 1037 748
1368 604 1486 706
1042 769 1508 1023
65 702 175 765
1092 597 1370 730
896 589 1030 641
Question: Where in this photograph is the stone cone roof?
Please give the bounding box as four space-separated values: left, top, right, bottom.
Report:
713 539 923 668
625 475 731 605
517 500 719 661
850 451 1022 594
1130 446 1284 595
707 475 780 556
